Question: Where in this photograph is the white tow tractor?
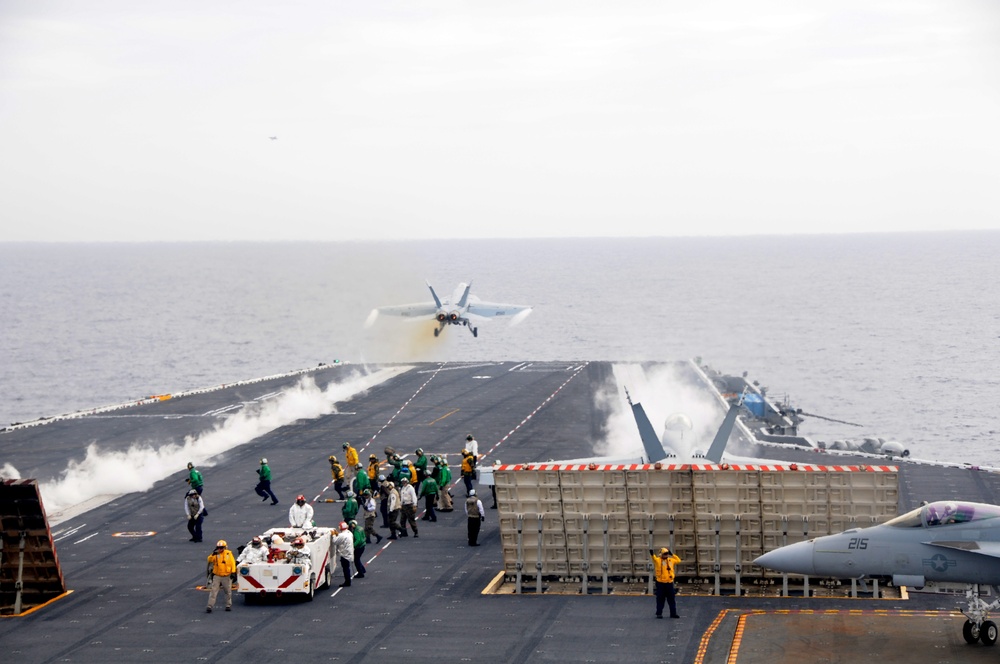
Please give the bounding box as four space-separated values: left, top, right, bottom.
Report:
235 526 335 603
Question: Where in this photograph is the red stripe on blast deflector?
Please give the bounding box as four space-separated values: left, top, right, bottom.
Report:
278 575 301 589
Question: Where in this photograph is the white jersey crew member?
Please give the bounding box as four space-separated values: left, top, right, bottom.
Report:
289 494 314 528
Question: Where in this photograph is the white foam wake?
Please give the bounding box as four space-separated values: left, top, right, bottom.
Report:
13 366 408 522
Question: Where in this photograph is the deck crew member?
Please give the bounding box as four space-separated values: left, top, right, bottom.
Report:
329 455 347 500
361 489 383 544
461 449 477 494
184 489 206 543
237 536 268 564
367 454 381 485
343 442 359 480
465 434 479 462
650 547 682 619
206 540 237 613
433 456 454 511
398 477 419 538
286 536 312 567
186 462 204 495
413 448 428 484
352 464 371 496
255 458 279 505
349 520 367 578
377 474 390 528
465 489 485 546
289 494 314 528
386 482 401 540
342 490 359 522
418 471 439 522
333 522 354 587
399 477 420 537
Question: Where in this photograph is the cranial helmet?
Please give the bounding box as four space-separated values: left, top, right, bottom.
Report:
343 442 350 449
251 537 262 546
378 474 386 482
466 435 474 441
296 495 306 503
187 462 194 469
292 537 305 547
216 540 227 548
415 448 423 455
187 489 198 496
339 522 349 531
469 489 476 496
348 520 358 528
260 458 267 465
400 477 409 484
329 455 337 462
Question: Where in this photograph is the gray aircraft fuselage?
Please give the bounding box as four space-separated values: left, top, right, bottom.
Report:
755 500 1000 587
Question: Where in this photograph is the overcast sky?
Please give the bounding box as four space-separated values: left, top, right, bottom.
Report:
2 1 998 242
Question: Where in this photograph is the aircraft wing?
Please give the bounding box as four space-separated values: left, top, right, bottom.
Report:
364 302 439 327
925 540 1000 559
465 302 532 320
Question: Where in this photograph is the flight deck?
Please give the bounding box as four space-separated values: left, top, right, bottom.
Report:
2 361 998 663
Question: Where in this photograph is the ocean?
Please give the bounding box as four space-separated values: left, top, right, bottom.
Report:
2 233 998 467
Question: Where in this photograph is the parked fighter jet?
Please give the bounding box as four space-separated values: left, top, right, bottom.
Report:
755 500 1000 647
545 389 743 466
364 281 532 338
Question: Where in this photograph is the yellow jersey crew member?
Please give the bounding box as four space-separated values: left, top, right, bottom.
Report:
206 540 238 612
650 547 681 619
343 442 359 480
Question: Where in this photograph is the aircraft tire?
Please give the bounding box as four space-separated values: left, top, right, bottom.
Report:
963 620 980 644
434 329 440 337
307 573 316 601
323 563 332 589
981 620 998 646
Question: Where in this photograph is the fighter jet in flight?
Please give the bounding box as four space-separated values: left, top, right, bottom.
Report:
365 281 532 338
755 500 1000 647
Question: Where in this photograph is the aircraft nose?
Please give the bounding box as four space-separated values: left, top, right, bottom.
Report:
754 540 815 575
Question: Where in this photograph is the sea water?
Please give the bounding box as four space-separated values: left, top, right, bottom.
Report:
2 232 998 466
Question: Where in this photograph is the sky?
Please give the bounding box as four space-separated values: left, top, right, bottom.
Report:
1 1 998 242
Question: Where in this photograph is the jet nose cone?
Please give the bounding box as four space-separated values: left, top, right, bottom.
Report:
754 540 816 575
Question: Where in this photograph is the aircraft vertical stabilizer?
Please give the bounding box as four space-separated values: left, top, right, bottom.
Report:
426 281 443 309
456 282 473 308
629 396 669 463
704 403 740 464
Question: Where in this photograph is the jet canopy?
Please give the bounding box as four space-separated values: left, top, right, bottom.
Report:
885 501 1000 529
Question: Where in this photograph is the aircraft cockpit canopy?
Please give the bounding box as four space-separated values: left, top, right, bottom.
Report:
887 501 1000 528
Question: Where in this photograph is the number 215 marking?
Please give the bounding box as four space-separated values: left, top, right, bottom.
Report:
848 537 869 550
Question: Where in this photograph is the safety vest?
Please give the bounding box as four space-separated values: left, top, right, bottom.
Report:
208 550 237 576
652 553 681 583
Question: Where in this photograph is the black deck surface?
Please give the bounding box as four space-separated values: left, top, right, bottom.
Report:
1 361 996 663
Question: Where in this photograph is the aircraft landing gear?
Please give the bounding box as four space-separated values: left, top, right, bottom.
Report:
472 327 478 338
962 584 1000 645
434 328 440 337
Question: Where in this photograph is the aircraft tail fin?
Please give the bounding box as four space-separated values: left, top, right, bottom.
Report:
426 281 443 309
705 401 741 464
626 388 668 463
456 282 473 308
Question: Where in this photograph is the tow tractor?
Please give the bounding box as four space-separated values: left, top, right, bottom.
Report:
235 526 335 602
